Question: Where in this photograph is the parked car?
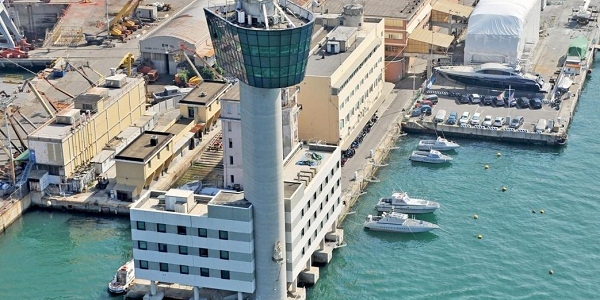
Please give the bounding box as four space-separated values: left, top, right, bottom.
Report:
411 107 422 117
470 112 482 125
483 96 495 106
421 99 435 107
447 111 458 125
423 94 439 104
421 105 433 116
493 97 506 107
517 97 530 109
457 94 470 104
459 111 470 125
529 98 543 109
509 116 525 128
492 116 505 127
482 115 493 126
469 94 482 104
506 97 517 107
434 109 447 123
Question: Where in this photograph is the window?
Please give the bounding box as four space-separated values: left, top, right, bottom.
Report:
179 245 188 255
160 263 169 272
221 270 230 280
157 223 166 233
136 221 146 230
177 226 186 235
227 121 232 132
138 241 147 250
158 243 167 252
200 268 209 277
188 107 195 118
219 230 228 240
301 228 304 236
229 156 234 165
230 175 235 183
199 248 208 257
220 250 229 260
140 260 148 269
228 138 233 148
198 228 207 237
180 265 189 274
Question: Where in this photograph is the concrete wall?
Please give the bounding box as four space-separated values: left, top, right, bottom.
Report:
0 194 31 234
11 3 66 42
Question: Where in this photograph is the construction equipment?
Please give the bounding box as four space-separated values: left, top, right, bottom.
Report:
177 43 227 84
118 52 136 76
108 0 140 39
121 0 143 31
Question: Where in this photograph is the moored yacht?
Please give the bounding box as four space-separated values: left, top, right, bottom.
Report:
417 136 460 151
435 63 545 92
375 192 440 214
364 212 439 233
409 149 453 164
108 259 135 294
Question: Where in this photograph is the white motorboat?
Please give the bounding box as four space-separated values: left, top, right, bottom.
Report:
409 149 452 164
152 85 194 102
434 63 545 92
108 259 135 294
375 192 440 214
417 136 460 151
364 212 439 233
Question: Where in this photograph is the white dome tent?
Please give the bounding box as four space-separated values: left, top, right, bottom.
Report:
463 0 540 66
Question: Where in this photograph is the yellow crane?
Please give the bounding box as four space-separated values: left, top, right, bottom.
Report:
109 0 140 38
178 43 226 84
119 52 135 76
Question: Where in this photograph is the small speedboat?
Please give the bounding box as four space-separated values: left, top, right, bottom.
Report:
409 149 452 164
375 192 440 214
364 212 439 233
417 136 460 151
108 259 135 294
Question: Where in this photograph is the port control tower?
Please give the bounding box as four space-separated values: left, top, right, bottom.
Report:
205 1 314 299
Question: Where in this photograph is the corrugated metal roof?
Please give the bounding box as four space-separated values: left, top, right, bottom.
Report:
431 0 473 18
409 28 454 48
144 1 210 49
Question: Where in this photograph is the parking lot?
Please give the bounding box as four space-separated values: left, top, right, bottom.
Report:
413 91 565 132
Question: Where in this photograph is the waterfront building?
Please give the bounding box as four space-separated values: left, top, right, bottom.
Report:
113 131 175 201
297 7 385 147
178 81 231 136
220 83 301 190
27 76 146 189
130 142 343 299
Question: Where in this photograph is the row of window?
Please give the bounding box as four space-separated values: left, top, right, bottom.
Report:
138 260 230 279
135 222 229 240
137 241 231 259
335 44 381 94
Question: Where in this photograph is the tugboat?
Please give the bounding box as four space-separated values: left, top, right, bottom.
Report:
108 259 135 294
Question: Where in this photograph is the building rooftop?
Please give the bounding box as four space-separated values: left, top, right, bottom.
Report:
305 21 379 77
282 143 337 197
205 0 310 30
220 82 241 102
114 131 174 163
28 77 144 141
210 190 252 208
318 0 427 20
180 81 230 106
134 191 211 216
165 118 194 136
143 0 211 51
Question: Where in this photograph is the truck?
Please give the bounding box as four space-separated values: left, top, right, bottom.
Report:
83 33 105 46
135 6 158 22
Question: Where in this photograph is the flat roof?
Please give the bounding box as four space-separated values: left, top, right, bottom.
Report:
220 83 241 102
318 0 428 19
306 22 378 77
206 1 309 30
166 118 194 135
28 77 143 141
114 131 174 163
431 0 473 18
180 81 230 105
210 190 251 208
135 192 209 216
282 143 337 197
409 28 454 48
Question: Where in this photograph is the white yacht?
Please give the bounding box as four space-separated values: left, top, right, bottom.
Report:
108 259 135 294
375 192 440 214
364 212 440 233
417 136 460 151
409 149 453 164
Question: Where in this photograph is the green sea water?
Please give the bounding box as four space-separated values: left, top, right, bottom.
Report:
1 60 600 299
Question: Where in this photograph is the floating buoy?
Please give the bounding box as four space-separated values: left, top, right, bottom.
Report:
540 210 545 214
501 186 507 192
549 269 554 275
496 152 502 157
477 234 483 239
473 214 479 219
484 164 489 170
532 209 536 213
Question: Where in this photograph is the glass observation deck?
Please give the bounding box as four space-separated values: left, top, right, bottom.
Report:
204 0 314 89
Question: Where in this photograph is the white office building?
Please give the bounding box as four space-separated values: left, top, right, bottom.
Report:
130 143 344 299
